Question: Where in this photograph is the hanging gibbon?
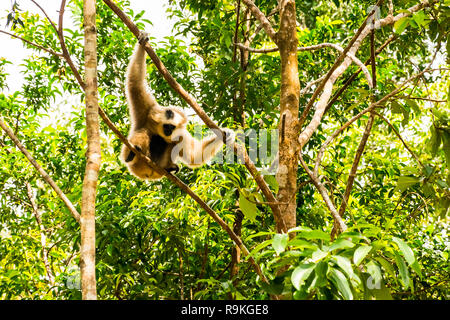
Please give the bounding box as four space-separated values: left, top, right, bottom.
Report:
120 32 233 180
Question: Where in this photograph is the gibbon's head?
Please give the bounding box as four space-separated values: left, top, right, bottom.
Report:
152 107 187 143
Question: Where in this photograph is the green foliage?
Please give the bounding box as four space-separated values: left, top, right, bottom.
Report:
252 225 423 300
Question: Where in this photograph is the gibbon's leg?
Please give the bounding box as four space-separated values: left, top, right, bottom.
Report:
126 32 158 129
172 129 234 168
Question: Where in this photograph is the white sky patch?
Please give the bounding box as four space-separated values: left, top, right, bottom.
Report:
0 0 176 94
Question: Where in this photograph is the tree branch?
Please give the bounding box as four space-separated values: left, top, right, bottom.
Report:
26 181 55 285
297 0 434 149
374 112 425 168
0 118 81 223
0 29 63 57
241 0 278 43
299 151 347 233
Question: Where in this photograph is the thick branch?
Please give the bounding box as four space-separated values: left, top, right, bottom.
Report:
0 118 81 223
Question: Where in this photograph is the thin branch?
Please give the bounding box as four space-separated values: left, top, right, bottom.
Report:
30 0 59 33
0 118 81 223
26 181 55 286
374 112 425 168
324 34 397 115
300 75 326 97
0 30 63 57
394 95 447 103
298 0 435 149
299 151 347 233
314 69 432 175
241 0 277 43
58 0 86 90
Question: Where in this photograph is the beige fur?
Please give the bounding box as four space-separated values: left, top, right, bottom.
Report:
121 35 233 180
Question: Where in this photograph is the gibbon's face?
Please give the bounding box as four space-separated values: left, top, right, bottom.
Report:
154 107 187 143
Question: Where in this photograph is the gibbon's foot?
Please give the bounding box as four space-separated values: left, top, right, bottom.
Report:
138 31 149 45
166 165 179 174
125 145 143 163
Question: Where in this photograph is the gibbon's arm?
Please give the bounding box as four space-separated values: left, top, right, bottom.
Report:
172 129 233 168
126 39 158 129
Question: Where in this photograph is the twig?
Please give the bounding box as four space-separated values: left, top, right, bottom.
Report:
374 111 425 168
0 118 81 223
30 0 59 33
0 30 63 57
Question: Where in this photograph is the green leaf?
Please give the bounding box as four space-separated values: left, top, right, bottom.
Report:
366 261 382 285
374 257 396 277
333 255 354 279
353 245 372 266
410 261 423 278
239 193 258 221
298 230 330 241
261 276 284 295
394 252 410 289
291 264 315 291
394 17 410 34
430 127 442 156
329 238 355 251
395 176 420 193
263 175 279 193
272 233 289 255
392 237 415 266
312 248 328 262
329 268 353 300
311 261 328 288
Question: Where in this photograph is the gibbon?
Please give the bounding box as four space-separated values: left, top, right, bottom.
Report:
120 32 233 180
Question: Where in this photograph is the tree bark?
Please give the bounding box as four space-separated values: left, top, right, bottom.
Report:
276 0 300 232
81 0 100 300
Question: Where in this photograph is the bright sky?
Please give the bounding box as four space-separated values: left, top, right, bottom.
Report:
0 0 176 93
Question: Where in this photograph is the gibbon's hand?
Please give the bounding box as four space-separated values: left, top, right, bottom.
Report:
138 31 149 45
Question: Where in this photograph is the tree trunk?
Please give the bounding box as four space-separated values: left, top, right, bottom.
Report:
276 0 300 232
81 0 101 300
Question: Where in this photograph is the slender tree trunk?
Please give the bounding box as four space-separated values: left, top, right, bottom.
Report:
25 182 54 286
81 0 101 300
276 0 300 232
